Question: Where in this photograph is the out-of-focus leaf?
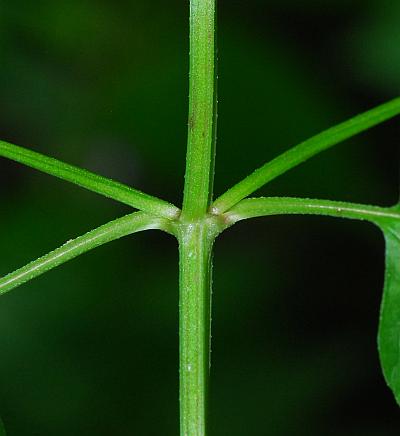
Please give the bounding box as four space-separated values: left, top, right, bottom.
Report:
0 417 6 436
345 0 400 92
378 206 400 404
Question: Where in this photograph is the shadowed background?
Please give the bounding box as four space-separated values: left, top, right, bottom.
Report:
0 0 399 434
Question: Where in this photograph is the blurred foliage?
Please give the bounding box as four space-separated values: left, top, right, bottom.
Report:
346 0 400 93
0 1 399 435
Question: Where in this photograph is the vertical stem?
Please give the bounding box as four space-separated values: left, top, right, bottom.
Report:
178 223 215 435
179 1 218 433
182 0 217 219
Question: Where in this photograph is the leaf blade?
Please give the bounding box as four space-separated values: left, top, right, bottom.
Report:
225 195 400 406
378 221 400 404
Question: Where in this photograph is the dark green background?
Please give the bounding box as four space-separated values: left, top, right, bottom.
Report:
0 0 399 434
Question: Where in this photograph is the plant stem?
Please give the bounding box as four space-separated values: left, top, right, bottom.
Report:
226 197 400 227
178 1 218 433
177 221 217 436
182 0 217 219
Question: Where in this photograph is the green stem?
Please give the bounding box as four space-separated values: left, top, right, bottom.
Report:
226 197 400 227
178 1 218 433
0 140 180 219
177 220 218 436
212 97 400 214
182 0 217 219
0 212 171 296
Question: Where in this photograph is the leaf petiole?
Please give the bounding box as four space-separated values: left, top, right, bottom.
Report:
226 197 400 227
212 97 400 214
0 140 180 219
0 212 171 296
